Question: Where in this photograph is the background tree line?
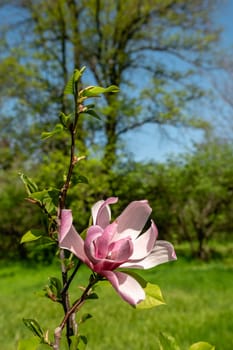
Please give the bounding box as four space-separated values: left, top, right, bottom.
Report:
0 0 232 261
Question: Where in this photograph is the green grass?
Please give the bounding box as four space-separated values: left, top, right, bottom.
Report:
1 257 233 350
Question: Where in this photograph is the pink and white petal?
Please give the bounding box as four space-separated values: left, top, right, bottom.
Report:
121 241 177 269
84 225 103 263
101 270 145 305
59 209 73 242
115 200 152 240
92 197 118 228
95 222 118 259
108 237 134 262
91 200 105 225
129 220 158 260
59 224 89 265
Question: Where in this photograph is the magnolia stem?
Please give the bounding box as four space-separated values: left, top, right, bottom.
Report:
57 79 81 348
61 275 99 330
53 275 99 349
61 260 82 295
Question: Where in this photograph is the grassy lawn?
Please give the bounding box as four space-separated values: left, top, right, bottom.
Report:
0 256 233 349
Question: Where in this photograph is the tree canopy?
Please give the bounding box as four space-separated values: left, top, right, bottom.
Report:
0 0 220 165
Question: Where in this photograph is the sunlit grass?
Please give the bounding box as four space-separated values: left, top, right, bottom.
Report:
1 255 233 349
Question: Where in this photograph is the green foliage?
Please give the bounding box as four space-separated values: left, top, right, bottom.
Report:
23 319 44 340
20 230 43 244
20 173 39 195
158 332 181 350
41 123 64 140
64 67 86 95
0 0 220 167
1 139 233 261
70 334 88 350
79 85 120 98
158 333 215 350
113 140 233 259
124 271 166 309
137 282 165 310
189 342 215 350
43 277 62 303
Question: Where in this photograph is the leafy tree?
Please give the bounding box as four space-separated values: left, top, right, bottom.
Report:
152 140 233 259
110 140 233 259
0 0 220 167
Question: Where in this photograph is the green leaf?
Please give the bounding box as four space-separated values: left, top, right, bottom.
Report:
136 282 165 309
29 188 59 214
64 67 86 95
189 342 215 350
86 292 98 300
121 271 165 309
78 335 88 350
80 228 88 240
23 319 44 340
20 230 42 244
64 74 75 95
44 277 62 302
59 111 72 127
158 332 181 350
123 271 165 309
70 334 88 350
17 337 40 350
81 109 101 120
41 123 64 140
19 173 38 195
79 313 92 325
70 335 79 350
80 85 119 97
72 174 89 186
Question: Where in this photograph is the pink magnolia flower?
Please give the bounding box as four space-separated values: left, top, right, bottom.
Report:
59 197 176 305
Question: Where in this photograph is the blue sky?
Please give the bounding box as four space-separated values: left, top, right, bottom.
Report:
126 0 233 163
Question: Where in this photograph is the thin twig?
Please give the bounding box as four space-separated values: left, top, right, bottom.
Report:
61 260 82 295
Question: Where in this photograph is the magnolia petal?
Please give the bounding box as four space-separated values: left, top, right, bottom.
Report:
91 200 105 225
101 270 145 305
92 197 118 228
108 237 134 262
95 222 118 258
129 220 158 260
59 224 88 264
59 209 73 242
84 225 103 263
121 241 177 269
115 200 152 240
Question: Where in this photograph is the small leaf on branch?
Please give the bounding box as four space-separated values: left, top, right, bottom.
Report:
86 292 98 300
44 277 62 302
189 342 215 350
136 282 165 309
158 332 181 350
20 229 42 244
123 271 165 309
19 173 38 195
28 188 59 214
70 334 88 350
72 174 89 186
79 313 93 325
23 318 44 340
41 123 64 140
80 85 119 98
80 108 101 120
64 67 86 95
59 111 72 127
